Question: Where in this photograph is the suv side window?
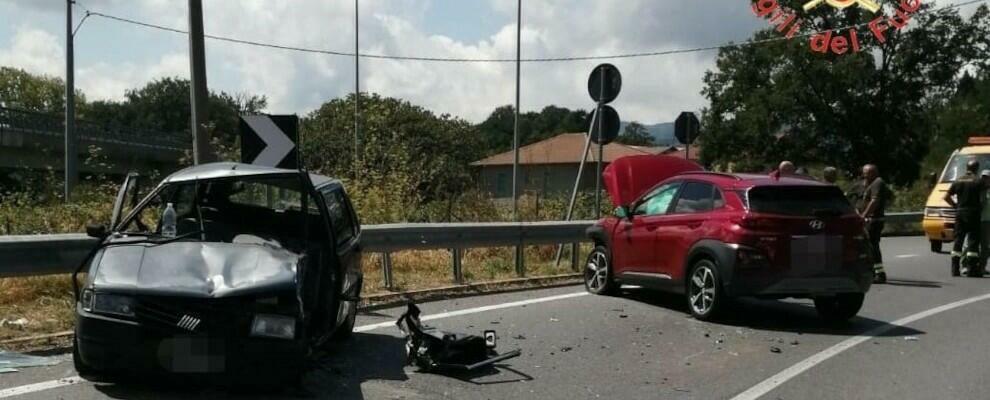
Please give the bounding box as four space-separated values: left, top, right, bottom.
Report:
634 182 680 216
673 182 715 214
321 187 357 246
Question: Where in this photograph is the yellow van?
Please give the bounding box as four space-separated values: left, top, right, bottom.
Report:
924 137 990 253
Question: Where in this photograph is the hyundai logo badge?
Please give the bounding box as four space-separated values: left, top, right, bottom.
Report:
809 220 825 231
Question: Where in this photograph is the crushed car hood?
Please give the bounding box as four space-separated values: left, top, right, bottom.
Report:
603 155 703 206
90 241 300 298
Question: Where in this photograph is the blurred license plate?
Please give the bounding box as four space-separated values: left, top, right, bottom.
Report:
790 235 842 274
159 336 225 373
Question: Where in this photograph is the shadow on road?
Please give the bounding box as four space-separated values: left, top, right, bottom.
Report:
93 332 410 399
620 288 925 338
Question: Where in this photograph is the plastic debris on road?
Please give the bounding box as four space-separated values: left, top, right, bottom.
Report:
904 336 920 341
397 303 521 374
0 350 61 373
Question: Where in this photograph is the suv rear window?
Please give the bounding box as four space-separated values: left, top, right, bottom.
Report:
746 186 855 216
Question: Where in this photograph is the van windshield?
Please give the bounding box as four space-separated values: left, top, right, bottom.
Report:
746 186 856 217
941 154 990 183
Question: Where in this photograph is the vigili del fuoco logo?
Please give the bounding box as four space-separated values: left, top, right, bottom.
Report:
752 0 923 55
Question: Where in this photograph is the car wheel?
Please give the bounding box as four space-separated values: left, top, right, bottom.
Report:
814 293 864 322
584 245 617 295
73 336 118 383
930 240 942 253
686 258 725 321
333 279 361 341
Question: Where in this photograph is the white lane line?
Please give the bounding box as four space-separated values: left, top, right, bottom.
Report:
731 291 990 400
0 377 85 398
895 254 918 259
355 291 588 332
0 291 588 399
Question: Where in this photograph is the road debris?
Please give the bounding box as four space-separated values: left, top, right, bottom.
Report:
904 336 919 341
397 304 521 373
770 346 782 354
0 350 60 373
0 318 29 329
549 318 559 322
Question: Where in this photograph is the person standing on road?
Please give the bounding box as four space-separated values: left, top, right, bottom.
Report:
823 166 838 184
943 160 983 276
854 164 890 284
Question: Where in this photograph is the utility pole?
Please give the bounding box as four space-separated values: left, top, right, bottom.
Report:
188 0 213 164
512 0 523 276
354 0 360 173
64 0 77 202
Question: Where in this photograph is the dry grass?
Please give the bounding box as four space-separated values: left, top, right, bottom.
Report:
0 275 76 341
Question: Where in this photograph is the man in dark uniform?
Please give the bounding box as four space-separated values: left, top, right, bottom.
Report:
944 160 985 276
853 164 890 283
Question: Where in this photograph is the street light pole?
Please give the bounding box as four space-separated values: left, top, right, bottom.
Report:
188 0 213 164
354 0 360 173
64 0 77 202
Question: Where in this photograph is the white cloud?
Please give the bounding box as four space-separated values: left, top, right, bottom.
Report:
0 0 771 123
0 27 64 77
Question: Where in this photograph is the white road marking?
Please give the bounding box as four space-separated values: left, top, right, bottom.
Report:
0 291 588 399
895 254 918 259
0 377 85 398
355 291 588 332
731 291 990 400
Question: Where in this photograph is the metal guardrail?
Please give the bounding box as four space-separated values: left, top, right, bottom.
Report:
0 221 597 286
0 212 923 286
0 107 190 151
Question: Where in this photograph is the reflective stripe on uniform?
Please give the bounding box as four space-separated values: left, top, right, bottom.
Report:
873 264 886 272
951 251 963 257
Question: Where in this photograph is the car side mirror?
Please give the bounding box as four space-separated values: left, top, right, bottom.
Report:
86 224 108 239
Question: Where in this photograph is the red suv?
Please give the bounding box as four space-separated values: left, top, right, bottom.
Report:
585 155 873 321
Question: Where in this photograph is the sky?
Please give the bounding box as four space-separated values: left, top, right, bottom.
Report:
0 0 978 124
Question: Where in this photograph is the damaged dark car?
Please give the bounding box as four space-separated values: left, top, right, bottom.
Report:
71 162 363 384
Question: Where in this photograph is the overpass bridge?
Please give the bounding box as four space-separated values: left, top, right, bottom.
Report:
0 107 190 176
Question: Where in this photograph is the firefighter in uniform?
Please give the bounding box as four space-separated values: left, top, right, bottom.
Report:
944 160 984 276
853 164 890 283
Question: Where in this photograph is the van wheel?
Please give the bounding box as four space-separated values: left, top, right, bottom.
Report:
814 293 864 322
686 259 725 321
930 240 943 253
585 246 617 295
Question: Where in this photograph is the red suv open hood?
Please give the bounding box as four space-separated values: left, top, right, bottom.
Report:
603 155 703 206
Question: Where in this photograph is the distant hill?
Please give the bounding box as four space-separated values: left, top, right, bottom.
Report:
620 121 677 146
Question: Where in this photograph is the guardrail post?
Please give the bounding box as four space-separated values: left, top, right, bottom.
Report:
571 242 580 272
451 248 463 284
381 252 394 290
515 245 525 277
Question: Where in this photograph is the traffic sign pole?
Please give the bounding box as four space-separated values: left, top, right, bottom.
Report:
595 65 605 220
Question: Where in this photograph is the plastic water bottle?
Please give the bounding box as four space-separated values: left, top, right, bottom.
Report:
162 202 177 237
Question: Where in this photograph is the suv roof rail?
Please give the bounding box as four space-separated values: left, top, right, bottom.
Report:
679 171 742 180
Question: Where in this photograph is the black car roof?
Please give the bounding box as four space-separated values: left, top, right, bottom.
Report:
162 162 338 188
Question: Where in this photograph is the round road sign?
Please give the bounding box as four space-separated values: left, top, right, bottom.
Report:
675 112 701 145
589 105 621 145
588 64 622 104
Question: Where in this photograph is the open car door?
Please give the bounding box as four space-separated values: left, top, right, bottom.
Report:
109 172 142 232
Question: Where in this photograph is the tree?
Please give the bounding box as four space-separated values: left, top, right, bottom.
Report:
301 93 484 204
616 121 655 146
79 77 267 146
0 66 84 113
700 3 990 184
477 105 589 155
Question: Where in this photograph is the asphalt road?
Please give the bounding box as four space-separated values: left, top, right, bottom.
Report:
3 236 989 399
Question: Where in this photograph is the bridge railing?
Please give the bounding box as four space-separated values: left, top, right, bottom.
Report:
0 107 190 151
0 212 923 287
